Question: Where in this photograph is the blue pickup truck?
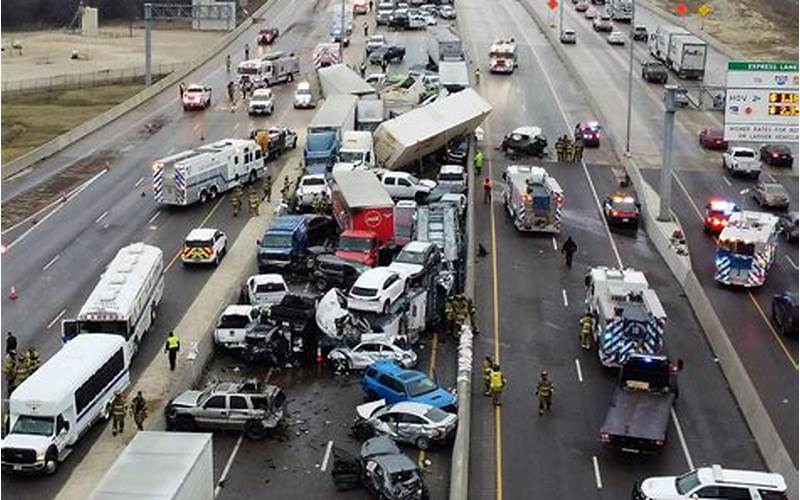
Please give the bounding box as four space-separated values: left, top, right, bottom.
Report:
257 214 337 273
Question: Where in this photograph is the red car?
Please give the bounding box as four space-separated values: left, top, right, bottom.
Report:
257 28 279 45
703 199 739 234
698 128 728 151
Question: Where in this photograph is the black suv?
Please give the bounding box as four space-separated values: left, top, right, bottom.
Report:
641 61 668 84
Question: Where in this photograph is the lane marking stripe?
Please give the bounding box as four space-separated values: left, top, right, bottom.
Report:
95 210 109 224
42 254 60 272
562 289 568 307
46 309 67 330
574 358 583 383
214 433 244 498
592 455 603 489
320 440 334 472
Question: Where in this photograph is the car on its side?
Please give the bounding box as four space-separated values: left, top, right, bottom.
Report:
361 360 456 411
182 84 212 111
698 128 728 150
560 29 577 44
348 267 407 314
759 144 794 167
328 339 418 372
182 228 228 266
752 182 790 210
165 381 287 440
603 194 640 227
353 399 457 450
632 464 788 500
772 292 798 336
607 30 626 45
641 61 668 84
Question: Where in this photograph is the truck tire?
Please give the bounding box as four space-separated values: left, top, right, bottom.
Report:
288 72 294 82
199 190 209 204
175 415 196 432
209 186 218 200
415 436 430 450
43 448 59 475
244 420 269 440
249 170 258 184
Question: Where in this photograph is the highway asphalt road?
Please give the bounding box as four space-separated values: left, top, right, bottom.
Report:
458 0 767 498
530 0 800 462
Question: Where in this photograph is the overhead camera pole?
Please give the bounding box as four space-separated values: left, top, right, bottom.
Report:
624 0 635 155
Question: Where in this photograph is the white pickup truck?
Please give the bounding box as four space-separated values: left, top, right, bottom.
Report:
723 147 761 179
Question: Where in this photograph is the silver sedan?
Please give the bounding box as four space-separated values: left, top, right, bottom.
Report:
353 399 458 450
752 182 790 210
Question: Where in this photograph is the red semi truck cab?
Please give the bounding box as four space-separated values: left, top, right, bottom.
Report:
331 171 395 267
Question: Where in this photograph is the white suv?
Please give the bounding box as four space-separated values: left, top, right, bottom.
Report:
182 228 227 266
348 267 407 314
723 147 761 179
295 174 330 207
633 465 787 500
249 88 274 115
378 171 437 201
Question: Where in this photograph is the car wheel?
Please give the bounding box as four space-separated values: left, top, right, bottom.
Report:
383 300 391 314
244 420 269 440
334 357 349 374
175 415 197 432
415 436 431 450
249 170 258 184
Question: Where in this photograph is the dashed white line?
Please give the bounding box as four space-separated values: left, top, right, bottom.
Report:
234 122 241 131
574 358 583 383
42 254 60 271
561 289 568 307
765 172 777 182
591 455 603 489
95 210 109 224
215 433 244 498
193 123 201 132
166 146 176 155
785 255 798 271
551 237 558 251
148 211 161 224
120 145 134 153
722 176 732 187
46 309 67 330
320 440 334 472
134 176 145 187
671 408 695 469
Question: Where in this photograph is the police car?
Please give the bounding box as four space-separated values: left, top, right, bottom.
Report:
181 228 228 266
703 199 739 235
574 121 602 147
603 193 640 227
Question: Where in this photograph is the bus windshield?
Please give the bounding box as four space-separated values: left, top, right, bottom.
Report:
12 415 55 437
78 320 129 338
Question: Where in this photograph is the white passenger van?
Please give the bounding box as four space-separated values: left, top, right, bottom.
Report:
1 334 130 475
62 243 164 359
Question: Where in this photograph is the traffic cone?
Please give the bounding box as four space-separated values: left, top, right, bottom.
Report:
316 347 323 365
9 286 18 300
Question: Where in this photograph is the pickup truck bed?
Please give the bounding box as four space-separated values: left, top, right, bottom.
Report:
600 388 676 452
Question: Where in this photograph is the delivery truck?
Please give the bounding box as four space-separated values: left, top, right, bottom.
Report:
373 88 492 170
89 432 213 500
648 25 689 64
667 34 707 79
331 170 396 266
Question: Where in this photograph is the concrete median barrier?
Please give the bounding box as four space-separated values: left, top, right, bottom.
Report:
1 0 277 182
52 155 304 500
517 0 797 496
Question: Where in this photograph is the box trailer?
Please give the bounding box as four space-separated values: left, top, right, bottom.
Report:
667 34 707 79
438 61 470 92
318 64 376 98
357 98 385 132
648 25 689 62
426 26 463 70
373 88 492 170
89 431 213 500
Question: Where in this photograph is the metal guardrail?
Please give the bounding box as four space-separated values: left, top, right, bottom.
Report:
1 63 187 95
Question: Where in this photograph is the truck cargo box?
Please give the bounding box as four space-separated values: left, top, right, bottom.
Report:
318 64 376 97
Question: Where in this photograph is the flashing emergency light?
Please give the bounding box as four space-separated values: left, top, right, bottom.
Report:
708 199 735 213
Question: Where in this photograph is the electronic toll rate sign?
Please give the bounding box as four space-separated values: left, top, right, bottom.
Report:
724 61 799 143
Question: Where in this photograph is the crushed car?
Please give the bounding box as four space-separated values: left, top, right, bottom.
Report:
500 126 548 158
352 399 457 450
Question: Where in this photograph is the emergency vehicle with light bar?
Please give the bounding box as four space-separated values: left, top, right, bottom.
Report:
61 243 164 359
489 39 517 74
153 139 266 206
714 210 779 287
584 266 666 368
501 165 564 233
703 199 740 235
181 228 228 266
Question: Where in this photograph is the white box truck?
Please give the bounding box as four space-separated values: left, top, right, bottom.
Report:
438 61 470 92
89 431 213 500
667 34 707 79
648 25 689 62
357 98 385 132
374 88 492 170
427 26 464 70
334 130 376 171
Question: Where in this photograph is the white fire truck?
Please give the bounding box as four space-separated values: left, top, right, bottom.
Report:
585 266 666 368
714 211 779 287
62 243 164 359
237 51 300 87
501 165 564 233
152 139 266 206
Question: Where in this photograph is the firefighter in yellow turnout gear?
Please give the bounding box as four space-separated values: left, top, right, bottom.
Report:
231 186 243 217
536 371 555 415
248 190 260 217
579 312 593 350
488 365 507 406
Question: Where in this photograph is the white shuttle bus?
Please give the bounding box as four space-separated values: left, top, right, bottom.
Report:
61 242 164 359
1 334 130 475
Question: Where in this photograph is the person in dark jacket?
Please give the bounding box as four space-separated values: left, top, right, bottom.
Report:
561 236 577 268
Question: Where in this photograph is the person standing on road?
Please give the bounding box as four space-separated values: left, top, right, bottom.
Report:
489 365 506 406
248 190 260 216
555 136 565 162
380 58 388 74
165 331 180 372
483 177 493 205
241 81 248 100
369 0 373 12
363 21 369 37
579 312 593 350
473 149 484 176
5 331 17 356
26 348 40 374
262 174 273 202
227 81 236 102
3 351 17 396
573 138 584 162
131 391 148 431
14 352 30 388
565 137 575 164
178 81 186 99
231 186 243 217
561 236 577 269
244 43 250 60
225 54 231 73
482 356 495 395
536 371 555 415
111 391 127 436
360 61 367 78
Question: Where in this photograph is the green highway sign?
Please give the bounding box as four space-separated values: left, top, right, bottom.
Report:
727 61 799 72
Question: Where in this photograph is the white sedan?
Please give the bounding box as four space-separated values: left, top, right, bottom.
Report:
607 31 626 45
328 340 417 371
348 267 407 314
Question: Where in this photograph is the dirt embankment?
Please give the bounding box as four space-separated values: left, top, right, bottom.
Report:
648 0 799 61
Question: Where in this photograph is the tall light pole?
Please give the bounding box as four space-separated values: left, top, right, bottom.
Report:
558 0 564 36
658 85 687 221
339 0 346 62
624 0 635 155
